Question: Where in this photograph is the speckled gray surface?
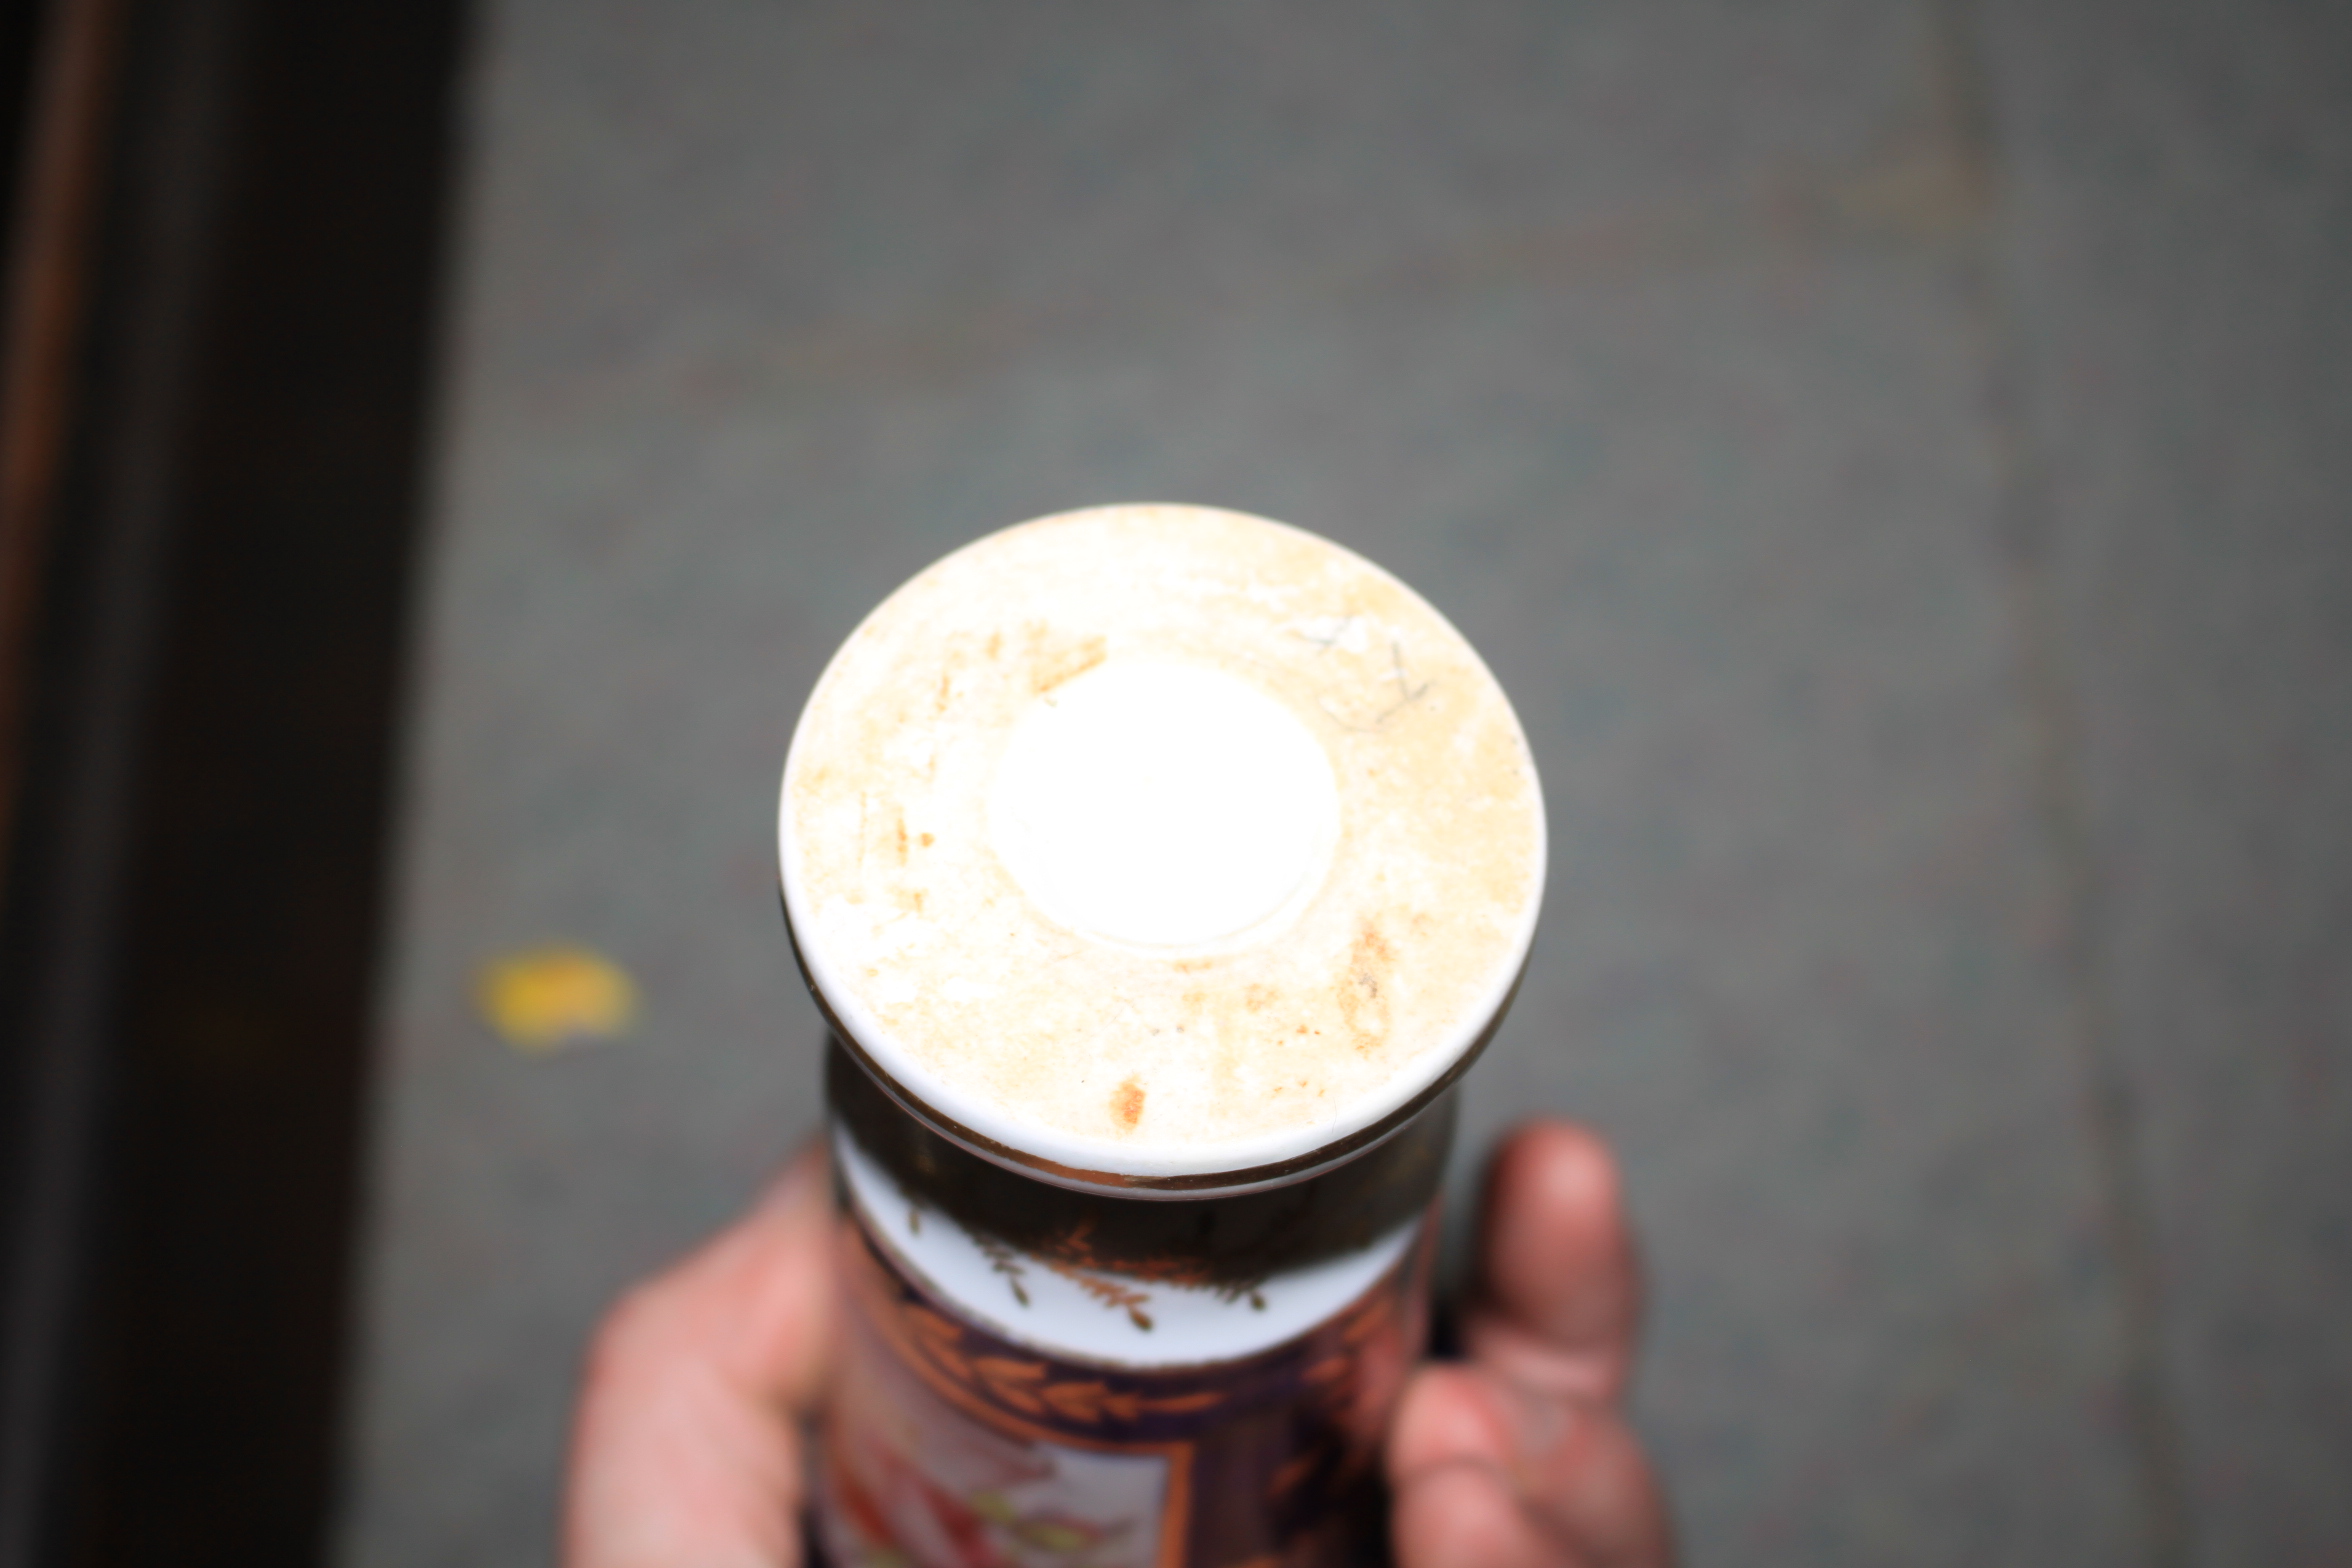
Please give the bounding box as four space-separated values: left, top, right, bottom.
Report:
335 2 2351 1564
1983 2 2352 1561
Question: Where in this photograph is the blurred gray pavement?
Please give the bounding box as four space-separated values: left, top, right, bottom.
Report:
335 2 2352 1563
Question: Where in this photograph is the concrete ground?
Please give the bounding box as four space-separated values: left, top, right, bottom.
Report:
334 2 2352 1563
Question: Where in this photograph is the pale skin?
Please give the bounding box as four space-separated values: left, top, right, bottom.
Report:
564 1120 1675 1568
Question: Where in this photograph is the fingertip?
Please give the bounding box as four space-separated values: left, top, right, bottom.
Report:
587 1137 842 1415
1481 1121 1625 1250
1472 1120 1641 1398
755 1139 833 1219
730 1141 843 1411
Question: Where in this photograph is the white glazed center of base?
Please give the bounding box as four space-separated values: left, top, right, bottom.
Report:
987 661 1339 950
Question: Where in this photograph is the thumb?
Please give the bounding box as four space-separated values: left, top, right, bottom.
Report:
563 1143 839 1568
1464 1121 1642 1404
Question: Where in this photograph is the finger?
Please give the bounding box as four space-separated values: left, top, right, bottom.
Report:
1393 1459 1569 1568
1389 1365 1673 1568
1390 1367 1573 1567
1464 1121 1642 1403
563 1143 839 1568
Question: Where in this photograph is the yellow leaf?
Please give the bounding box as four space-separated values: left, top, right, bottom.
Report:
477 945 638 1051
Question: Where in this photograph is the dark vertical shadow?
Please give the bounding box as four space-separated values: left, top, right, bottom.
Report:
0 2 55 266
1930 4 2197 1565
0 1 468 1562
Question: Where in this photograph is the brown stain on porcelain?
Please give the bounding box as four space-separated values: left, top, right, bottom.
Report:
1027 627 1107 695
1110 1077 1145 1132
1337 923 1393 1055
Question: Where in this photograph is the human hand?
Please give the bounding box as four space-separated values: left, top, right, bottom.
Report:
1387 1122 1675 1566
563 1122 1671 1567
563 1143 836 1568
